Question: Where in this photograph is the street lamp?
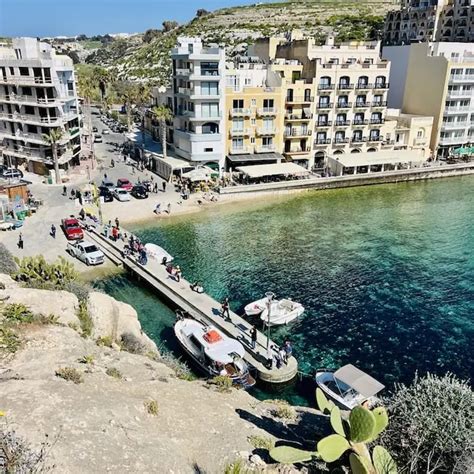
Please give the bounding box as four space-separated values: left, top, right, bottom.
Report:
265 291 275 351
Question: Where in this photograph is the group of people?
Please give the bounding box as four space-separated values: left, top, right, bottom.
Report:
103 217 122 242
123 234 148 265
166 263 182 282
154 202 172 215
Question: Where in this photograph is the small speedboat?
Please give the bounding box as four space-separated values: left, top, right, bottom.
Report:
144 243 173 264
260 299 304 326
315 364 385 411
244 297 269 316
174 317 256 388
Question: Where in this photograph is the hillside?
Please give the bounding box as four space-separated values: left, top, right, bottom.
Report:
85 0 396 83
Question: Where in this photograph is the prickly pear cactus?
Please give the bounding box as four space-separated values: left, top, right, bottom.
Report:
317 434 350 463
316 387 334 414
330 405 346 437
350 406 376 443
269 446 315 464
373 445 397 473
370 406 389 441
349 453 372 474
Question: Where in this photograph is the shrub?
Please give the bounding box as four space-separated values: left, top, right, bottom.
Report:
248 435 275 451
2 304 34 324
76 302 93 338
159 350 195 381
0 327 21 353
272 401 296 421
63 280 91 303
121 332 146 354
208 375 233 393
105 367 122 379
0 430 54 472
144 399 159 416
79 355 94 365
96 335 113 347
55 367 84 384
0 243 17 275
381 373 474 473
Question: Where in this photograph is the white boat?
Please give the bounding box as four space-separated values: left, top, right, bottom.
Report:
315 364 385 411
244 297 268 316
174 318 256 388
144 243 173 264
260 299 304 326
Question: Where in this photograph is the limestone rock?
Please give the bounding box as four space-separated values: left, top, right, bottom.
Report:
0 274 18 289
87 292 156 352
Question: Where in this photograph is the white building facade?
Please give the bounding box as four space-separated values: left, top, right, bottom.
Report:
0 38 81 175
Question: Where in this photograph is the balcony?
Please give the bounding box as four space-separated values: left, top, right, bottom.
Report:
447 89 472 98
0 112 63 124
444 105 470 113
316 102 333 109
438 135 466 145
229 108 252 117
318 84 335 91
258 107 277 116
229 128 251 137
367 136 383 142
333 137 350 144
284 128 312 138
69 127 80 136
177 87 192 95
334 120 351 127
257 128 276 136
356 83 373 89
285 112 313 120
337 83 354 90
315 121 332 127
353 119 368 125
286 96 314 104
372 101 387 107
229 146 252 155
373 83 389 90
255 145 276 153
336 102 352 109
284 148 311 155
354 102 370 108
449 74 474 83
442 121 468 129
0 94 59 105
351 137 367 144
370 118 385 124
175 68 191 76
0 75 58 85
314 138 331 145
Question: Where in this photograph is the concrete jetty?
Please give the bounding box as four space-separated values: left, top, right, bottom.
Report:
87 228 298 384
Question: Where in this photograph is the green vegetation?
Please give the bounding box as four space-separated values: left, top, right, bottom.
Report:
55 367 84 384
105 367 123 379
207 375 233 393
120 332 147 354
2 304 35 324
271 400 297 421
78 354 95 365
96 335 114 348
76 302 93 338
144 399 159 416
0 327 21 354
0 243 17 275
158 349 196 381
248 435 275 451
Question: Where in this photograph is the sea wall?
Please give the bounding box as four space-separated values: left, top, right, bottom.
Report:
219 163 474 195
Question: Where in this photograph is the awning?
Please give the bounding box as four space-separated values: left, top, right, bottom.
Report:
328 150 425 168
182 168 211 182
334 364 385 397
452 146 474 156
227 153 283 164
237 162 310 179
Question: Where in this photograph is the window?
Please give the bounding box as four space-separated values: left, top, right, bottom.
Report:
318 114 328 125
336 113 346 125
27 124 37 133
14 49 22 60
245 78 252 86
339 76 350 87
202 122 219 134
352 130 363 141
373 95 383 105
319 96 330 106
357 76 369 87
370 129 380 140
262 137 273 146
338 95 349 107
263 118 273 130
354 113 365 124
200 62 219 76
227 75 239 91
232 138 244 149
201 103 219 118
251 99 256 106
232 118 244 131
335 131 346 142
375 76 386 87
251 118 256 126
22 87 32 96
250 137 255 144
304 88 312 101
356 95 367 105
24 105 34 115
232 99 244 110
417 130 423 138
204 148 214 152
201 81 218 96
19 67 29 76
263 99 274 109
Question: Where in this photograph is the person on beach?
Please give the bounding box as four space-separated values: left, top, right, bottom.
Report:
250 327 257 349
50 224 56 239
175 265 182 282
111 158 115 168
221 297 230 320
17 233 23 249
167 203 171 215
154 203 161 214
104 173 108 181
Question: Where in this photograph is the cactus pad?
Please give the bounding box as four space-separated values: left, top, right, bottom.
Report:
316 387 332 414
317 434 350 463
350 406 376 443
269 446 315 465
349 453 372 474
371 406 389 440
330 405 346 437
373 445 397 473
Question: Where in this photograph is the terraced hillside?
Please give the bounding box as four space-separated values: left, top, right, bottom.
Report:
86 0 397 84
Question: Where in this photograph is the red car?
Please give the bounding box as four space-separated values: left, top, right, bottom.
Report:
61 218 84 240
117 178 133 191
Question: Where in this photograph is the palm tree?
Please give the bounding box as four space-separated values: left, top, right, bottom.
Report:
151 105 173 158
42 128 64 184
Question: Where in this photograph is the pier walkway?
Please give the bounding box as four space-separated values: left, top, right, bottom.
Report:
87 228 298 384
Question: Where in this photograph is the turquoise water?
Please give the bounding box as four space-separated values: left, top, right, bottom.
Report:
95 177 474 404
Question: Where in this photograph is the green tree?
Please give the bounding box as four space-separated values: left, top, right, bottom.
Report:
42 128 64 184
143 29 161 43
113 80 141 132
151 105 173 158
162 20 179 32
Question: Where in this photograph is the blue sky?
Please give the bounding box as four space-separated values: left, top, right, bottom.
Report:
0 0 273 37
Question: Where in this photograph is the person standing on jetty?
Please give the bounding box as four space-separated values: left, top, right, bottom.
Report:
221 297 230 320
250 327 257 349
17 233 23 249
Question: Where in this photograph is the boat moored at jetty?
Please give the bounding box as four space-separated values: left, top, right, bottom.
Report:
315 364 385 410
144 243 173 263
244 297 269 316
260 299 304 326
174 317 256 388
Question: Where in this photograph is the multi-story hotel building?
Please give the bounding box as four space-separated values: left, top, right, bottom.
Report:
170 37 226 172
384 41 473 157
383 0 474 46
0 38 81 176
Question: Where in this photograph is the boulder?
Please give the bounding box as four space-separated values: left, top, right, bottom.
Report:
0 274 19 289
87 292 156 352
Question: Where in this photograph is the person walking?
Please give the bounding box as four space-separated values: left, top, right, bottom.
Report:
153 182 158 193
17 233 23 249
175 265 182 282
111 158 115 168
283 340 293 363
250 327 257 349
279 346 287 365
50 224 56 239
62 185 67 196
167 203 171 215
162 181 167 192
154 203 161 215
221 297 230 320
115 217 120 229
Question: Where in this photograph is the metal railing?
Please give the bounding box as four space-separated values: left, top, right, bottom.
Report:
335 120 351 126
336 102 352 108
255 145 276 153
316 102 333 109
258 107 277 116
315 121 332 127
229 146 252 155
284 128 312 137
257 128 276 136
0 75 58 85
229 128 251 137
229 108 252 117
314 138 331 145
286 96 314 103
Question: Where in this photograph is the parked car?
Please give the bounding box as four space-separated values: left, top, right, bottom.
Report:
113 188 131 202
67 240 104 266
131 184 148 199
116 178 133 191
2 168 23 179
102 129 110 135
98 185 114 202
61 218 84 240
101 178 115 190
94 134 103 143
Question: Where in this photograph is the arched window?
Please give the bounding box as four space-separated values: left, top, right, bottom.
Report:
375 76 386 88
202 122 219 134
333 149 344 155
371 112 382 123
336 113 347 125
338 76 351 88
351 148 361 153
304 88 312 101
319 77 331 90
357 76 369 88
367 147 377 152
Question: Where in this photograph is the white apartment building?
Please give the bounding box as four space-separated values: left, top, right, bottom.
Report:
0 38 81 175
170 37 226 172
384 41 474 157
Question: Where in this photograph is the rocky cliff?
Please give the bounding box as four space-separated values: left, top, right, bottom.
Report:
0 276 319 473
